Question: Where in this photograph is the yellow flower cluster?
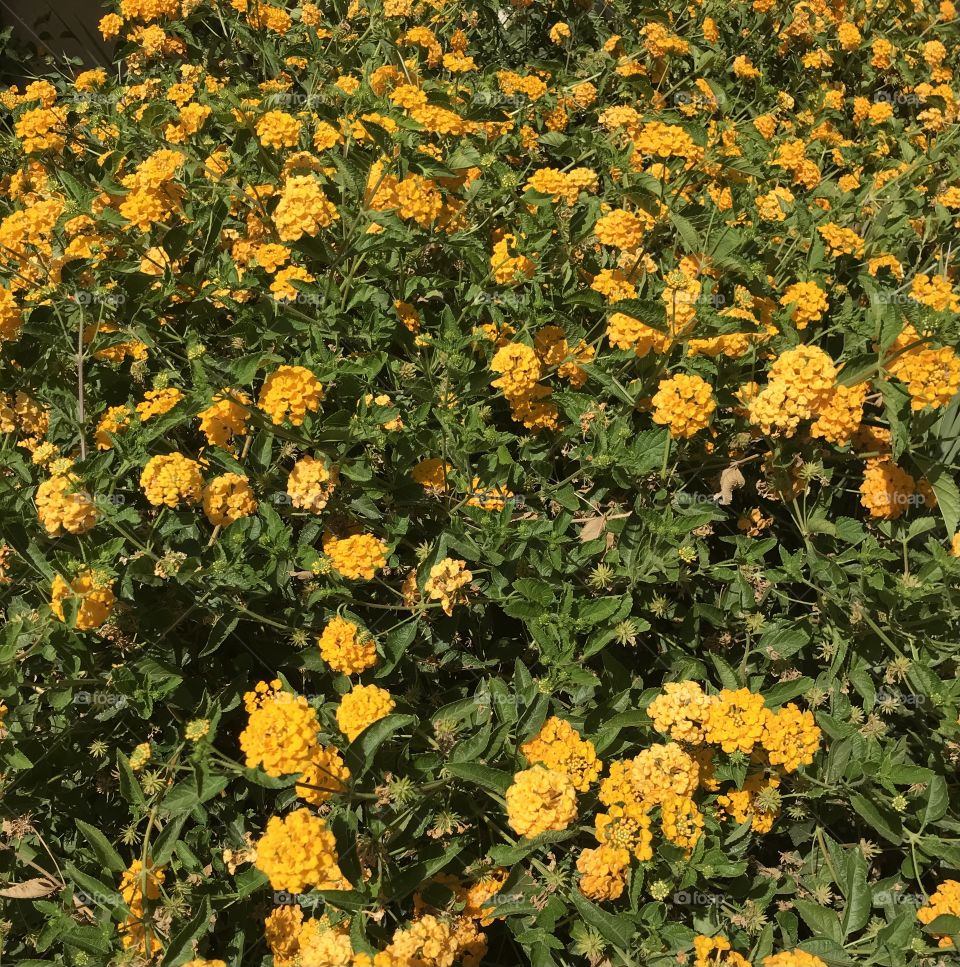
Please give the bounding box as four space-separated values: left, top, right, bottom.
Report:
780 281 829 330
490 341 559 432
367 161 464 232
576 844 632 901
756 186 794 222
273 175 339 241
118 148 186 231
287 455 338 512
818 222 865 257
859 459 916 520
466 477 513 511
257 365 324 425
323 532 388 580
746 345 838 437
885 325 960 410
197 389 250 447
412 457 451 491
255 808 348 893
595 802 652 862
202 472 257 526
763 952 828 967
505 765 578 837
910 273 960 313
118 859 165 957
92 412 138 450
423 557 472 614
534 325 594 388
694 935 750 967
136 387 183 421
626 743 701 804
810 382 868 444
648 680 713 744
703 687 769 754
661 794 705 853
256 110 301 148
761 703 823 772
0 286 22 341
35 473 97 536
607 311 671 357
295 745 351 806
51 570 116 631
594 207 651 251
591 268 637 302
239 680 320 777
337 683 396 742
525 167 597 205
14 106 68 154
140 453 204 507
265 908 350 967
318 616 378 674
521 717 601 791
716 770 781 833
917 880 960 947
651 373 716 439
378 912 486 967
490 233 535 284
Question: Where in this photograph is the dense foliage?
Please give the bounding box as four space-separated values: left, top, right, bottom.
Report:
2 0 960 965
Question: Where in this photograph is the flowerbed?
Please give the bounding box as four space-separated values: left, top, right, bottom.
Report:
1 0 960 965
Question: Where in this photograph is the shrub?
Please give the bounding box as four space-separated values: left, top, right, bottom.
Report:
1 1 960 965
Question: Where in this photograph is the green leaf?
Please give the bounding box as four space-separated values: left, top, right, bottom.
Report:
840 849 871 937
569 889 634 950
161 896 211 965
376 622 417 678
921 775 949 827
794 898 842 944
116 753 146 810
849 793 902 844
344 713 417 776
151 816 188 866
75 820 125 874
443 761 512 795
763 677 814 708
710 655 740 689
64 862 123 919
925 466 959 537
921 914 960 936
387 842 465 902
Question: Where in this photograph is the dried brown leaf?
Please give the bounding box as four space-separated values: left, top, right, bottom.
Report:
0 877 58 899
579 515 607 543
716 466 746 505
